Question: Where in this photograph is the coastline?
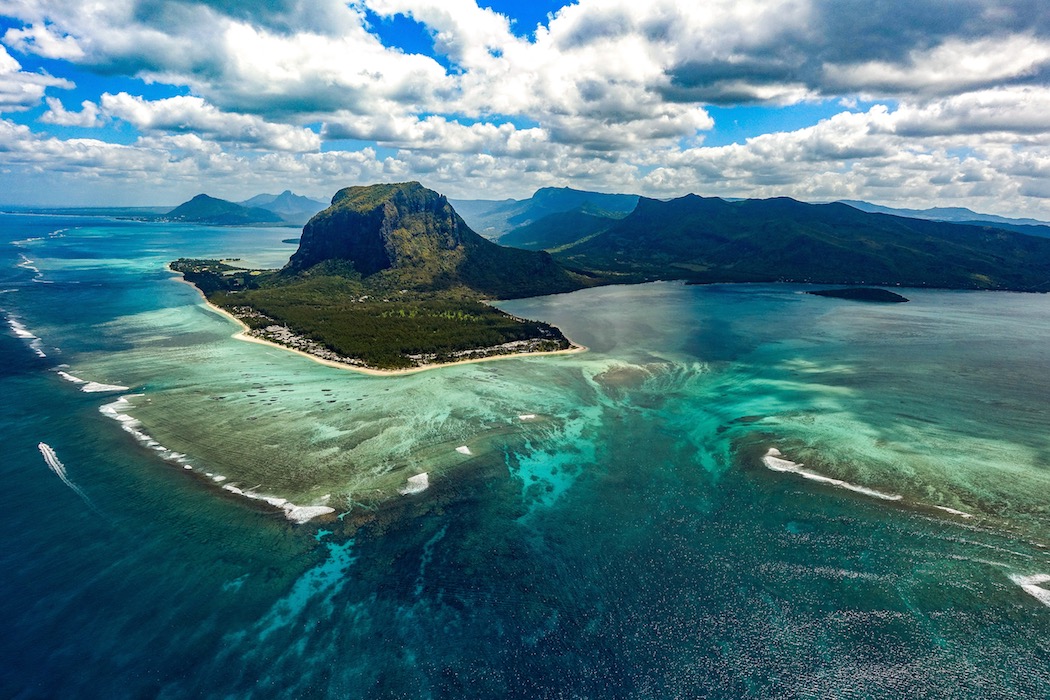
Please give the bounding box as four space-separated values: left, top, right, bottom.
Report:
168 266 587 376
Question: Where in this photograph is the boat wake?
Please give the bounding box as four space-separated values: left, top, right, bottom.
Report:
38 442 101 514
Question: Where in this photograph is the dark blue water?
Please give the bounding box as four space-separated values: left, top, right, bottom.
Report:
1 214 1048 698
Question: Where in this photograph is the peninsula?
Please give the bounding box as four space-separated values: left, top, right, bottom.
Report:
172 182 594 371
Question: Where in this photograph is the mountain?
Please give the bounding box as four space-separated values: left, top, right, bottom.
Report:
451 187 639 239
556 194 1050 291
240 190 326 225
166 194 283 225
286 182 587 298
840 200 1050 229
173 182 590 369
498 210 619 251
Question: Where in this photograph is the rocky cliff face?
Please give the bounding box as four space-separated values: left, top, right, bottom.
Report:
285 182 584 298
287 182 465 277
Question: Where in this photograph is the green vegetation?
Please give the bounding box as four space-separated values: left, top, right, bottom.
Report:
175 183 1050 371
286 181 588 298
499 209 618 251
557 195 1050 291
172 259 570 369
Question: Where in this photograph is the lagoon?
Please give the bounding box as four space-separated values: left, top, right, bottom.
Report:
1 213 1047 697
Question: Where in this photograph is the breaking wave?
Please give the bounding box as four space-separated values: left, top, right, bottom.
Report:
6 316 47 357
762 447 903 502
1009 573 1050 608
56 369 128 393
99 395 332 523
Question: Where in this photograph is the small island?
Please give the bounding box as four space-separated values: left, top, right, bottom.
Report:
172 183 593 372
806 287 910 303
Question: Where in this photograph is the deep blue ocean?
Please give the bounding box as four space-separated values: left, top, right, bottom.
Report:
1 212 1048 698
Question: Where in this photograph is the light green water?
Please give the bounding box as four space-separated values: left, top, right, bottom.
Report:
69 277 1050 546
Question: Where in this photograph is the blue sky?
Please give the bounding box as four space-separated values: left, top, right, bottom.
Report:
0 1 1048 218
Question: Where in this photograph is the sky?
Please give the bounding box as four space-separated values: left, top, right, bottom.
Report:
0 1 1049 217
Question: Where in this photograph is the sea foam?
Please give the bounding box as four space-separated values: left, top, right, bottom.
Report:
57 370 129 393
1008 573 1050 608
221 484 335 524
8 317 35 339
399 473 430 496
99 395 333 523
81 381 131 393
6 317 47 357
762 448 903 502
100 395 197 468
933 505 975 519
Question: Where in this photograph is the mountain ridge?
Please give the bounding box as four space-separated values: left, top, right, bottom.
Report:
556 194 1050 291
172 182 590 369
451 186 639 239
839 200 1050 229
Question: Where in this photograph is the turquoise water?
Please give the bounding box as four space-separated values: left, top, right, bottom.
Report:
1 213 1048 697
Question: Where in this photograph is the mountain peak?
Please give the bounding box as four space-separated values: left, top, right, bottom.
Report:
286 182 583 298
288 182 464 278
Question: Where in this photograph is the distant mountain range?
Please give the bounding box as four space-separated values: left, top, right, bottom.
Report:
240 190 327 225
497 209 619 251
552 194 1050 291
451 187 639 239
165 191 326 225
171 182 1050 293
839 200 1050 239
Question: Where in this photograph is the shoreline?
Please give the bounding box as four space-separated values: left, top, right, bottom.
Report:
168 266 587 376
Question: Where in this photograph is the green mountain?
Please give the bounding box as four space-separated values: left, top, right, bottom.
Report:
557 194 1050 291
499 209 619 251
173 183 593 369
287 182 585 298
240 190 326 225
166 194 283 225
451 187 639 239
